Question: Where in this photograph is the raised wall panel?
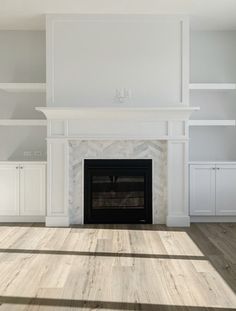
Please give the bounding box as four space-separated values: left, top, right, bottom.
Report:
47 141 68 216
47 15 188 107
167 141 189 226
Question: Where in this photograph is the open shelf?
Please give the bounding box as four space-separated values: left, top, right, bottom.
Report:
189 120 236 127
0 120 47 126
189 83 236 90
0 83 46 93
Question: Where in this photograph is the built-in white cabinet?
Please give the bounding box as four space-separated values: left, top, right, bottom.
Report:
190 164 236 216
0 164 20 215
0 162 46 217
215 165 236 215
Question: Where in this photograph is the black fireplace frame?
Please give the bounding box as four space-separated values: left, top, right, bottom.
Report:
84 159 152 224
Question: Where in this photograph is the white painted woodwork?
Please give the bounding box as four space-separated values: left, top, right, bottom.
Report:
190 165 216 216
47 141 69 218
0 31 47 161
36 107 198 120
167 141 190 226
189 161 236 165
191 216 236 222
20 164 46 216
189 83 236 90
37 107 198 141
190 164 236 217
38 106 197 227
46 15 189 107
0 83 46 93
216 165 236 215
0 120 47 126
0 216 45 222
0 162 46 218
189 120 236 127
0 164 19 215
189 31 236 163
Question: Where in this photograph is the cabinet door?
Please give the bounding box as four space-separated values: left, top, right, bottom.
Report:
20 164 46 216
0 164 20 215
216 165 236 215
190 165 216 216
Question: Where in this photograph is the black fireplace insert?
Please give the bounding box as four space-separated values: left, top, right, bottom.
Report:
84 159 152 224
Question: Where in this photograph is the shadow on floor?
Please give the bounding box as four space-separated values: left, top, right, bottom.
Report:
0 248 206 260
0 296 232 310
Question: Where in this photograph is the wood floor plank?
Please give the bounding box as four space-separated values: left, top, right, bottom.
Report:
0 224 235 310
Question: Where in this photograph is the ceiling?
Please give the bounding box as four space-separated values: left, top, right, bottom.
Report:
0 0 236 31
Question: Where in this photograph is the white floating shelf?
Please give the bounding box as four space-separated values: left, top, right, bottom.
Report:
0 83 46 93
189 83 236 90
189 120 236 127
0 120 47 126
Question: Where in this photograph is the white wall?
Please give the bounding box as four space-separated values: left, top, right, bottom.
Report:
0 31 47 161
190 31 236 161
47 15 188 107
0 31 46 82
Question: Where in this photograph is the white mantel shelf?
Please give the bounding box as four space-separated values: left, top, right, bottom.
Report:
37 106 199 141
36 106 199 120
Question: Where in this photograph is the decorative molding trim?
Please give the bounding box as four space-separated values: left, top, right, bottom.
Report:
167 140 189 227
36 107 198 141
181 18 190 106
190 216 236 223
46 216 70 227
46 14 190 106
37 107 198 120
0 216 45 223
166 215 190 227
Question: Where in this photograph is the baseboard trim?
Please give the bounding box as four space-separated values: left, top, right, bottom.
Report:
0 216 45 223
46 216 69 227
166 215 190 227
190 216 236 223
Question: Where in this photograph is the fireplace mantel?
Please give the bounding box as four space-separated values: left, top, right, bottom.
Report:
37 106 198 120
37 106 198 228
37 106 198 140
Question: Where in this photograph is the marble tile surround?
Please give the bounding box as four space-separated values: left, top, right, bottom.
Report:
69 140 167 224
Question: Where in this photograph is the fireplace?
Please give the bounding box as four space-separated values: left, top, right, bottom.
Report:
38 106 198 227
84 159 152 224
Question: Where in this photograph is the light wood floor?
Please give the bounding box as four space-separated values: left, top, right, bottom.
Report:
0 223 236 310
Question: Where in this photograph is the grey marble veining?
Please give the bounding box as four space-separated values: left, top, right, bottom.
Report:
69 140 167 224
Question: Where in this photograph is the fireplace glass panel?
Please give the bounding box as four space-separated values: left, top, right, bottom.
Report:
92 175 145 209
84 159 152 224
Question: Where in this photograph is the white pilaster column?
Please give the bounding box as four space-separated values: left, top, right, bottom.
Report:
46 140 70 227
166 140 189 227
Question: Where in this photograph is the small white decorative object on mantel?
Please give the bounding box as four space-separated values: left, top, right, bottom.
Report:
115 88 132 104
